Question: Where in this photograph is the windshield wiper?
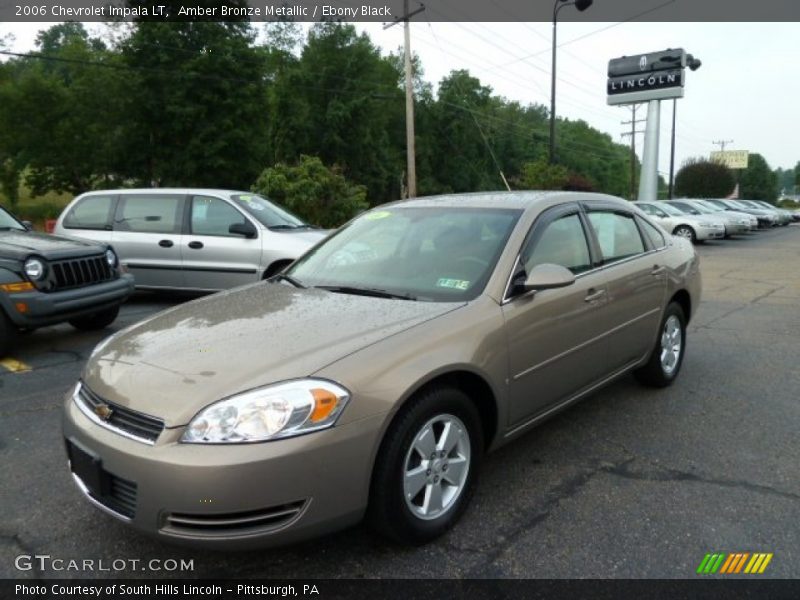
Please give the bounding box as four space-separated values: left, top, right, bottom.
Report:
315 285 417 301
268 224 308 230
272 273 306 288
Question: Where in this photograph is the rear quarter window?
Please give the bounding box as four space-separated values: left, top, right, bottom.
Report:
63 195 115 230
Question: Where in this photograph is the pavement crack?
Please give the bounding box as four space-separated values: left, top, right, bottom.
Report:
0 529 44 579
600 462 800 502
462 457 635 576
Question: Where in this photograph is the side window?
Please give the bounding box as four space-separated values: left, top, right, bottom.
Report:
522 213 591 275
640 218 666 249
64 196 114 230
191 196 247 237
116 195 183 234
640 204 665 218
587 211 646 264
673 202 698 215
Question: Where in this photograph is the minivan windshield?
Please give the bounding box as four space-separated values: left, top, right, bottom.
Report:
0 207 25 231
231 194 309 230
286 207 522 302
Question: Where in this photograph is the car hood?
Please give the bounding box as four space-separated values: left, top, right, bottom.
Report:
83 282 462 426
0 230 104 260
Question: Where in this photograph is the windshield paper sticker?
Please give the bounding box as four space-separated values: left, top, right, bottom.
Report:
364 211 392 220
436 278 470 290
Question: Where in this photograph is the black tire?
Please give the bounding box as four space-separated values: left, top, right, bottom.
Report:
68 306 120 331
367 385 483 545
0 310 16 358
634 302 687 388
673 225 697 244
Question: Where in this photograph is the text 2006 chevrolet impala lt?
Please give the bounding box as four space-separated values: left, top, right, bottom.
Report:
63 192 701 548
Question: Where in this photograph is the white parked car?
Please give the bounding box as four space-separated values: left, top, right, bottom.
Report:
633 201 725 244
664 199 754 236
55 189 330 292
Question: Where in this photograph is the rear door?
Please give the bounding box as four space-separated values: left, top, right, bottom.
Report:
583 204 667 370
111 193 185 289
181 195 262 291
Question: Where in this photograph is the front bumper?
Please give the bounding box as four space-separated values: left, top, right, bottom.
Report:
724 222 750 235
695 225 725 241
62 388 387 549
3 274 134 328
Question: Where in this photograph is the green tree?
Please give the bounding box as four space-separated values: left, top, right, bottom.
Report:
738 153 778 202
119 7 269 188
675 158 735 198
516 159 569 190
251 155 368 228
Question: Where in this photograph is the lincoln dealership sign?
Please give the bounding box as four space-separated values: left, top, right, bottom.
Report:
607 49 687 106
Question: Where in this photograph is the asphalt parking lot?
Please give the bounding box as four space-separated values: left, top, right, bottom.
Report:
1 225 799 579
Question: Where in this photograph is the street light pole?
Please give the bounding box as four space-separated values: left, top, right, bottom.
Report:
549 0 593 164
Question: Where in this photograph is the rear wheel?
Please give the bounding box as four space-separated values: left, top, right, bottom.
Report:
368 386 483 544
634 302 686 388
673 225 697 244
68 306 120 331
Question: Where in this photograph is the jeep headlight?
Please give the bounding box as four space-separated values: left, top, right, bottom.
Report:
105 248 117 267
181 379 350 444
23 257 46 281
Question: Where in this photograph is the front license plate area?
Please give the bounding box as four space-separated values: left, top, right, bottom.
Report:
67 439 109 496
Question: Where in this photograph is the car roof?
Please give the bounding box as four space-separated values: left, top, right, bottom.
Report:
384 190 626 211
77 188 247 197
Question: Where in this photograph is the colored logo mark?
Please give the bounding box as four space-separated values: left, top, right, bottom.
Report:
696 553 773 575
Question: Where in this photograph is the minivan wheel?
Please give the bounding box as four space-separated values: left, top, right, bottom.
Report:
68 306 120 331
368 386 482 545
634 302 686 388
673 225 697 244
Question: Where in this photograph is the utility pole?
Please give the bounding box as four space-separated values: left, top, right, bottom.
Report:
668 98 677 199
712 139 733 152
384 1 425 198
621 104 645 200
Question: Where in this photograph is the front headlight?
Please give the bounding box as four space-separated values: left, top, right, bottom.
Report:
181 379 350 444
23 257 46 281
105 248 117 267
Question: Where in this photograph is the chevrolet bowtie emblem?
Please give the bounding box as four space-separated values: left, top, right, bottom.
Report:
94 403 113 421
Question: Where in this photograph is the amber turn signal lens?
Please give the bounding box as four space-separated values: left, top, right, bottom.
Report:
0 282 34 293
15 302 29 313
310 388 339 423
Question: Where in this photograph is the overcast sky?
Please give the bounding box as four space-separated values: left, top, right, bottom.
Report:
3 20 798 182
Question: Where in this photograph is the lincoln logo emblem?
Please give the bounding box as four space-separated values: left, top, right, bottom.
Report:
94 403 113 421
639 56 648 71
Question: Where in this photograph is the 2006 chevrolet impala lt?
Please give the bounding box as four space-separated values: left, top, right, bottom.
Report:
62 192 701 548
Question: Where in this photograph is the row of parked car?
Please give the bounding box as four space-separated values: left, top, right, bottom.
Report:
0 189 796 356
634 198 798 244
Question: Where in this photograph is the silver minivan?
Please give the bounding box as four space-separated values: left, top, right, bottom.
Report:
54 189 329 291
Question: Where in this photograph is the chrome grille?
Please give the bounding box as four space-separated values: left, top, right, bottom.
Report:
51 256 112 291
163 501 306 537
76 383 165 444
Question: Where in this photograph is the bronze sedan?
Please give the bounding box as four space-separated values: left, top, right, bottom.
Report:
62 192 701 548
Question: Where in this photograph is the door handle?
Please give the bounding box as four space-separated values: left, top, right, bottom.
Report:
651 265 666 276
188 241 204 250
158 239 174 248
584 288 606 303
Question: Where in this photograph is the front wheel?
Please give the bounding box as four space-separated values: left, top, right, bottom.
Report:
673 225 697 244
634 302 686 388
68 306 120 331
0 311 17 357
367 386 483 545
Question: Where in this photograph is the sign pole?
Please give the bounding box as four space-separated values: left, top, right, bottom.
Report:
638 99 661 201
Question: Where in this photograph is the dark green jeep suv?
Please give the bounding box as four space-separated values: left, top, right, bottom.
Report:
0 205 134 356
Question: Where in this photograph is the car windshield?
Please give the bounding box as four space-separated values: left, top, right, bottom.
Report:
686 201 716 214
657 202 687 216
0 206 25 231
230 194 309 230
285 206 522 302
705 199 729 210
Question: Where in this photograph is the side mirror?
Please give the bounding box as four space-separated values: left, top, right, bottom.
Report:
21 220 33 230
229 221 257 238
515 263 576 295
